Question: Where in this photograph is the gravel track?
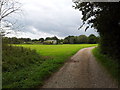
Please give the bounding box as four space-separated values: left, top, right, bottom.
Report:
42 47 118 88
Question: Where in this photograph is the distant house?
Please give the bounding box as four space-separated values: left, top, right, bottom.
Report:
48 40 57 44
43 40 57 44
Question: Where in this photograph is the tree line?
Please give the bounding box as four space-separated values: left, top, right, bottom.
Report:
2 34 99 44
64 34 99 44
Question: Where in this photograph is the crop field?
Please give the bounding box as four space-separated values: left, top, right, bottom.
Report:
17 44 97 57
3 44 97 88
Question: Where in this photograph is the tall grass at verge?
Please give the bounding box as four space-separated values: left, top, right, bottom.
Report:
2 44 47 88
92 47 119 83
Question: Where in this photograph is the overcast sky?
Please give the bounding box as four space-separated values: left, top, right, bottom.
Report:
7 0 99 39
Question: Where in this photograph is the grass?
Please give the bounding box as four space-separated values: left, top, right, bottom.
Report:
2 44 44 88
3 44 97 88
92 47 119 83
2 45 42 72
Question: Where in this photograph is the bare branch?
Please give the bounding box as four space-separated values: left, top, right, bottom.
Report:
1 8 20 20
0 0 21 21
0 0 21 36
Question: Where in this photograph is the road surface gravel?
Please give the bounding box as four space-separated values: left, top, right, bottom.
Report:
42 47 118 88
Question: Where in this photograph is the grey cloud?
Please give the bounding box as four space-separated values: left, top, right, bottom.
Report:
12 0 99 39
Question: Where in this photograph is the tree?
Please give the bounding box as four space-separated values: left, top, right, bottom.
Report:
0 0 21 36
52 36 59 44
45 37 51 41
88 34 97 44
67 36 75 44
73 1 120 60
63 36 75 44
39 38 44 43
63 35 88 44
78 35 87 44
52 36 59 40
32 39 38 42
63 38 69 44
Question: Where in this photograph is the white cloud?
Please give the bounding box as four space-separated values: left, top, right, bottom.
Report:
6 26 64 39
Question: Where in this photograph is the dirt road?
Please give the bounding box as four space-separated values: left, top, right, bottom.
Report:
42 47 118 88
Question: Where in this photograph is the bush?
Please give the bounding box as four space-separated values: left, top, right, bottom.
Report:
2 44 42 72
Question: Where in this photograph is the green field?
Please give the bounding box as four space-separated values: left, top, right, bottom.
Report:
3 44 97 88
17 44 97 57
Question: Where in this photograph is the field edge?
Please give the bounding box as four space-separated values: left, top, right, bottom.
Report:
92 47 119 83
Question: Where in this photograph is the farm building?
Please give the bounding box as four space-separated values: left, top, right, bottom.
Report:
43 40 57 44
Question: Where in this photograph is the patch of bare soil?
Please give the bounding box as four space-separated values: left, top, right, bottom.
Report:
42 47 118 88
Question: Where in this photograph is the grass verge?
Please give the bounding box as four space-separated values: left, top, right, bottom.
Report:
92 47 119 83
2 44 45 88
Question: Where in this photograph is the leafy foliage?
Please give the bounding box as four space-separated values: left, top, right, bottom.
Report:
88 34 99 44
63 34 99 44
73 2 120 61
